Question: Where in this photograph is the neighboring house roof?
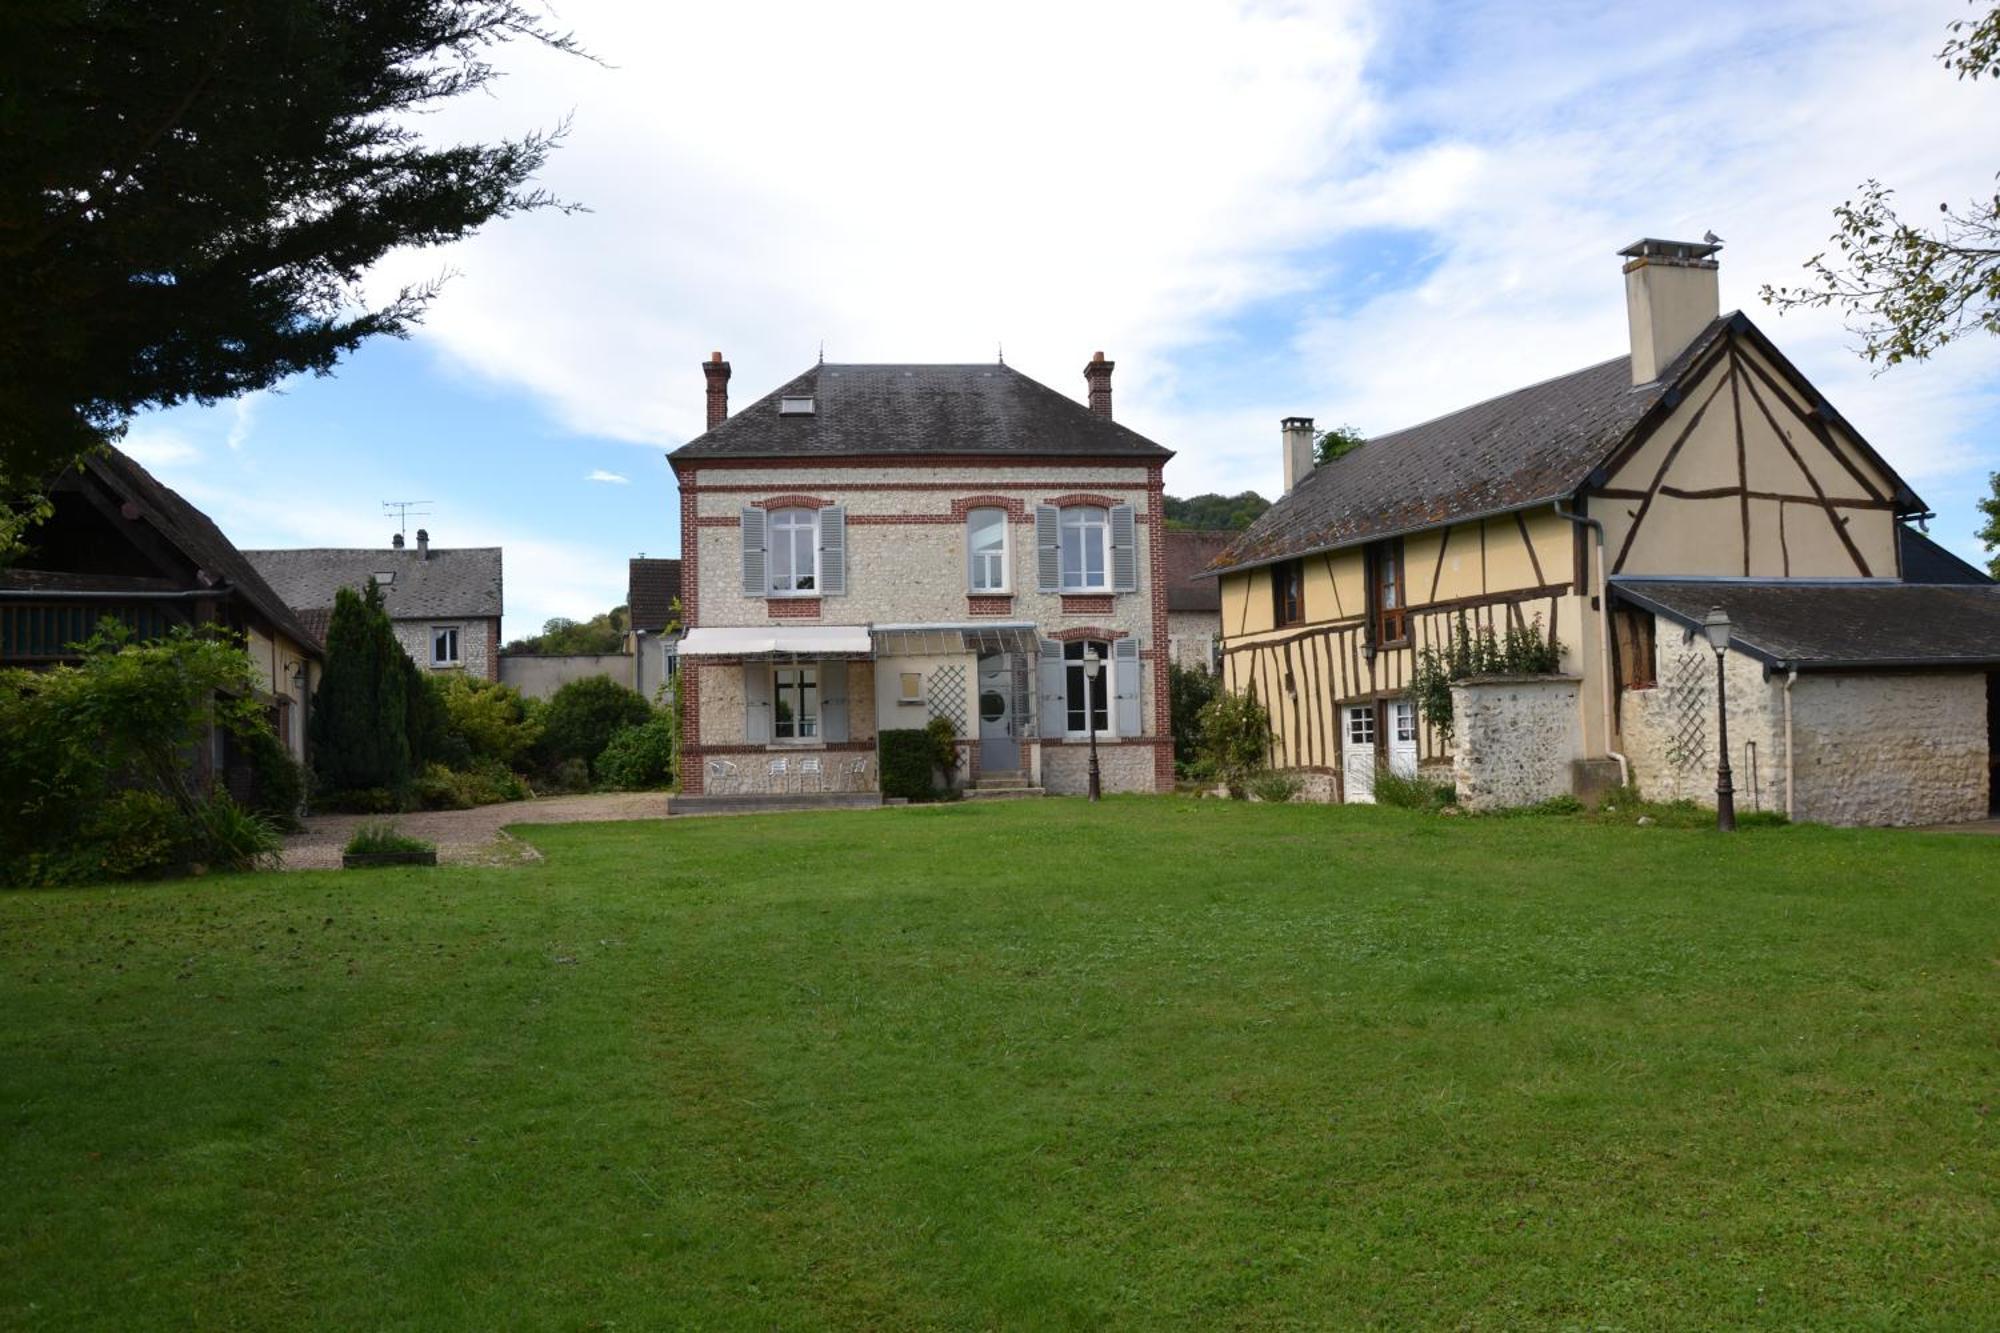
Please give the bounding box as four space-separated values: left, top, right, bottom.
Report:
1612 579 2000 670
1162 530 1237 612
295 606 333 648
1209 312 1919 577
244 546 503 621
669 363 1173 462
1899 526 1994 585
77 448 324 656
627 557 683 632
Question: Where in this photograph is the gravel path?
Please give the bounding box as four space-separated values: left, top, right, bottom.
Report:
280 792 670 870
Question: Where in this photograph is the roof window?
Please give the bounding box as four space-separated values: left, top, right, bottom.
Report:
372 571 396 586
779 396 816 416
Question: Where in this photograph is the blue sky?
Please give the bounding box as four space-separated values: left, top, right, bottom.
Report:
126 0 2000 636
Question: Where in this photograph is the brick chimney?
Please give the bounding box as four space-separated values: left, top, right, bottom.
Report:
415 528 430 560
1620 237 1721 385
1083 351 1114 419
703 351 731 429
1282 417 1316 494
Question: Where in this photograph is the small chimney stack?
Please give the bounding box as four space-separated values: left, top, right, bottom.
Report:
415 528 430 560
1083 351 1114 419
1281 417 1317 495
392 532 405 549
703 351 731 429
1620 236 1722 385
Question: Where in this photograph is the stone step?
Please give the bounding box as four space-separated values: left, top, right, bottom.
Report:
669 792 883 817
964 785 1045 800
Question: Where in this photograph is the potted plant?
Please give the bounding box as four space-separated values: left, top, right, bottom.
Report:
341 821 438 869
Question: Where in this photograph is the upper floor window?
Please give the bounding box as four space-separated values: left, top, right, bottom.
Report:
968 507 1008 593
1373 540 1407 644
1060 506 1109 591
431 625 460 666
1272 558 1304 628
769 507 818 595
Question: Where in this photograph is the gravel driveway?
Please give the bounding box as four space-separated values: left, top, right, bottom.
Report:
280 792 670 870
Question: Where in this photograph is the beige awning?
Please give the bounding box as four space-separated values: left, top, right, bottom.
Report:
870 621 1041 657
675 625 873 659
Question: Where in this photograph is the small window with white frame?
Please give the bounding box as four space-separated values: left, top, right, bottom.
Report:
768 507 818 595
1059 506 1109 592
967 507 1008 593
773 664 819 739
431 625 460 666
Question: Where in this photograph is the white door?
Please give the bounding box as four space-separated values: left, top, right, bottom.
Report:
1389 699 1419 778
1342 705 1377 803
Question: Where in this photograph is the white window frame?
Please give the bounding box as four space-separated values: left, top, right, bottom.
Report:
1393 700 1417 744
1058 506 1110 593
1347 705 1375 747
772 663 819 741
768 507 819 597
430 624 461 667
967 507 1010 594
1062 640 1111 738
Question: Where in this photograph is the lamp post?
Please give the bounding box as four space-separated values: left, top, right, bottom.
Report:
1702 606 1736 832
1081 653 1103 802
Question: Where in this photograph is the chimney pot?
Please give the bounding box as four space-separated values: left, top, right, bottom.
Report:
416 528 430 560
392 532 405 549
702 352 732 430
1083 352 1115 419
1281 417 1317 495
1619 236 1722 385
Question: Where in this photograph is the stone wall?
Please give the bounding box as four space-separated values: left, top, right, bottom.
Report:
1167 611 1218 672
1791 672 1988 826
500 652 635 701
392 617 497 681
1621 618 1787 811
1451 675 1582 811
1040 740 1160 795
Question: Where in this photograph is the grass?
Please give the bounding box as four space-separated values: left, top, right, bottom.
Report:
2 798 1994 1328
341 821 437 856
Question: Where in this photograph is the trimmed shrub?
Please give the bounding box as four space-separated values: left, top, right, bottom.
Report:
345 822 433 856
310 581 410 793
538 756 592 795
239 723 306 830
440 674 542 767
598 718 674 791
1169 662 1218 774
414 760 531 810
880 728 941 800
539 676 652 777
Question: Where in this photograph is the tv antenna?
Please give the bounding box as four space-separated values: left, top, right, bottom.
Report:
382 500 433 534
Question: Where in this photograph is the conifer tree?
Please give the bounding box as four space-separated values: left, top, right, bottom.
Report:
310 581 409 793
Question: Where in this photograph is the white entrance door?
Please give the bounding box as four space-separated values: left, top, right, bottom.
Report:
1342 705 1377 803
977 653 1019 772
1389 699 1419 778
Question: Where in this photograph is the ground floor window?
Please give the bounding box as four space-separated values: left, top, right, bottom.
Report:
1063 640 1109 735
775 665 818 739
431 625 460 666
1393 699 1416 745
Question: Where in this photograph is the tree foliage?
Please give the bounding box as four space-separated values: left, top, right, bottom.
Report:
1197 685 1271 799
1314 424 1367 467
503 606 628 656
1168 662 1220 774
311 581 411 794
1761 4 2000 365
538 675 651 778
438 673 542 766
0 0 585 485
1977 471 2000 578
1163 492 1271 532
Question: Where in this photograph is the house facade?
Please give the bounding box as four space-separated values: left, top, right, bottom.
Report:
1210 237 2000 825
246 533 504 681
625 555 683 701
0 446 322 768
1162 529 1234 672
670 353 1175 805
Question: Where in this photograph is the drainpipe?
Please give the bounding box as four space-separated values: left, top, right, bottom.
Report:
1782 668 1798 821
1551 501 1629 789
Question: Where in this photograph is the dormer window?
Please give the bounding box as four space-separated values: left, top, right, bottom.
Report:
372 571 396 586
779 396 816 415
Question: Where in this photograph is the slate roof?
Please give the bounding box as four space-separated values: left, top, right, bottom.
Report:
1899 527 1994 585
244 546 503 622
627 557 682 632
1162 530 1237 613
1612 579 2000 670
669 363 1173 462
73 448 323 656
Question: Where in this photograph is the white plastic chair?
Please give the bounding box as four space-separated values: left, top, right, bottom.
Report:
799 756 823 791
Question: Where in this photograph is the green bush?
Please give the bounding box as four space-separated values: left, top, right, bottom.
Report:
310 581 410 793
316 786 399 814
880 728 943 800
1197 686 1271 798
598 718 675 790
344 822 434 856
1247 771 1303 804
440 674 542 766
1169 663 1219 774
239 722 306 830
1371 770 1456 812
538 757 592 796
539 676 652 777
188 795 281 870
413 760 531 811
1410 614 1564 741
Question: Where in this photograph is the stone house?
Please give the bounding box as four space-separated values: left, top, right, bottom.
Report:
246 533 504 681
669 351 1176 807
0 445 323 769
1161 529 1234 672
625 555 683 700
1209 236 2000 825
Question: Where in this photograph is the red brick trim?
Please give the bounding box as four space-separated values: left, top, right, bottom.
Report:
949 495 1028 520
1147 462 1172 790
680 661 704 794
694 515 740 528
1049 625 1128 642
1045 492 1119 509
749 494 835 509
1042 735 1170 746
686 741 876 756
967 596 1014 616
676 454 1164 472
485 618 500 682
846 514 958 525
767 598 821 619
1060 594 1114 615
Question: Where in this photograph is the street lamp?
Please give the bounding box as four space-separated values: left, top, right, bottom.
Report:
1702 606 1736 832
1081 652 1103 802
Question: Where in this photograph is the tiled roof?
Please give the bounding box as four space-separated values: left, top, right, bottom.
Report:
669 363 1172 462
83 449 323 656
1899 527 1993 585
295 607 333 648
1162 529 1237 612
627 557 682 632
1613 579 2000 670
244 546 503 621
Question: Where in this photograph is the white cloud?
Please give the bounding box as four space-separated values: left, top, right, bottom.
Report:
120 427 202 469
585 469 629 485
225 392 263 452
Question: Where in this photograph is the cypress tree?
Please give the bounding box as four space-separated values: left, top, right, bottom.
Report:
310 581 409 793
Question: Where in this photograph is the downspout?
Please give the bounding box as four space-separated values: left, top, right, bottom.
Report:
1782 668 1798 821
1551 500 1629 789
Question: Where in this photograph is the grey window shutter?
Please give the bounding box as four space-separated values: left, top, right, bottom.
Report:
743 663 772 743
1035 505 1060 593
1112 637 1142 737
1036 639 1066 737
1110 504 1138 592
741 508 767 598
817 506 846 596
819 659 849 742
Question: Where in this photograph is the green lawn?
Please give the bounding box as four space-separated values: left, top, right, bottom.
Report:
2 800 1995 1329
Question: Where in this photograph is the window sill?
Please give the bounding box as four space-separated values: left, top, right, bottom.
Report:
766 740 826 750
